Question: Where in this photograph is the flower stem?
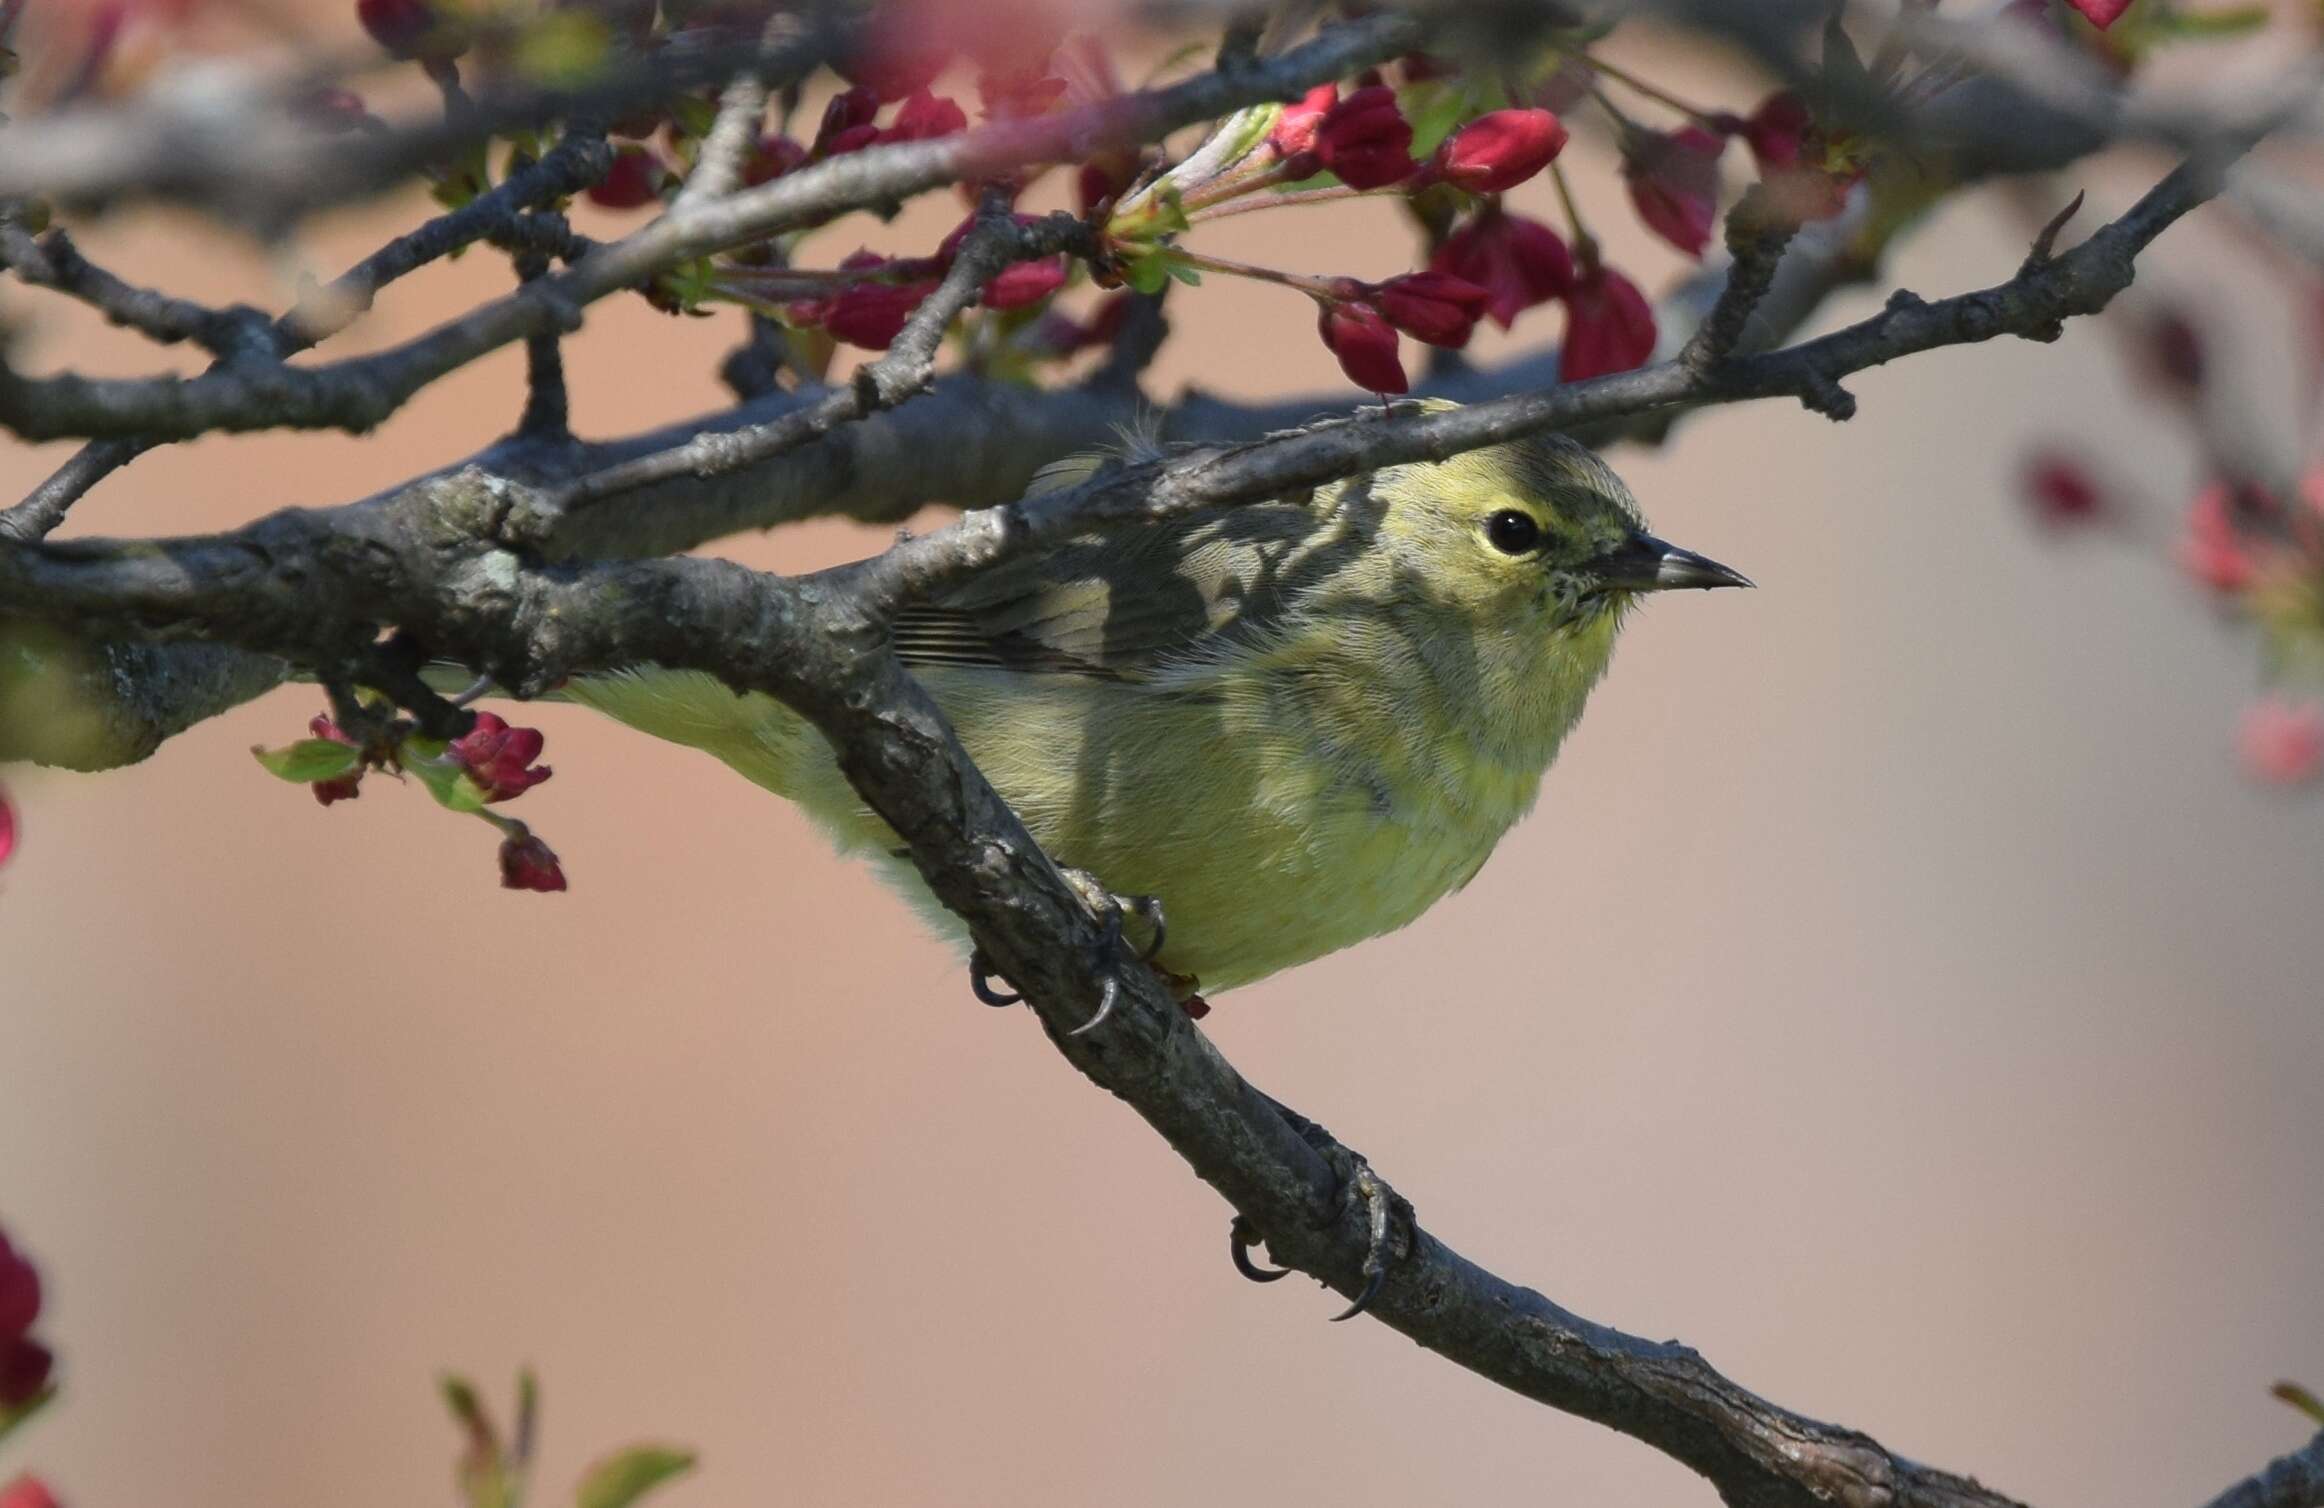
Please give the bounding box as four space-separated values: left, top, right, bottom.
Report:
1167 247 1341 299
1586 55 1728 126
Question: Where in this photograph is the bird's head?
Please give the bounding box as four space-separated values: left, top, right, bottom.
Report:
1373 415 1749 633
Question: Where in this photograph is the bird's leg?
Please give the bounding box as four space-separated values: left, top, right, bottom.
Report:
1224 1094 1403 1321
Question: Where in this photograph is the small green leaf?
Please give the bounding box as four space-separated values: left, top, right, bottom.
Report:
252 738 363 784
576 1446 697 1508
2273 1380 2324 1428
1122 254 1172 295
516 9 610 87
409 754 488 814
1163 260 1203 286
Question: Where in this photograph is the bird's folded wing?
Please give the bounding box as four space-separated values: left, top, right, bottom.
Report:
890 498 1358 683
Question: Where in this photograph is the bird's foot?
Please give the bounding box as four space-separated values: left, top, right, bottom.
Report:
967 947 1022 1007
1056 868 1167 1037
1227 1100 1405 1322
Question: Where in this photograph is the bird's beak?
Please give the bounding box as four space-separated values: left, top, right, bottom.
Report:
1589 531 1753 592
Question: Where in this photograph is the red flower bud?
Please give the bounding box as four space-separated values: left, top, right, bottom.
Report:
885 89 968 143
2239 698 2324 785
820 265 939 349
1313 85 1415 191
1431 207 1572 330
1559 264 1657 380
1075 150 1139 217
1738 91 1812 173
0 783 15 870
0 1342 51 1411
0 1233 39 1341
984 256 1068 310
2065 0 2132 26
587 146 667 210
812 87 883 155
1317 299 1408 394
447 712 552 804
1432 108 1567 194
1373 271 1491 349
305 714 365 807
2021 451 2108 529
744 134 808 187
0 1475 60 1508
498 830 568 893
1622 125 1724 258
1270 83 1338 165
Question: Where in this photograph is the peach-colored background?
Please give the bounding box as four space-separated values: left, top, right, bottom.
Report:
3 15 2321 1508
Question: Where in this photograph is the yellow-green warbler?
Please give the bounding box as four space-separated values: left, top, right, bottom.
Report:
562 410 1746 1005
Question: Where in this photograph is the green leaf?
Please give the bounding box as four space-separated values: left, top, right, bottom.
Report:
1163 260 1203 286
0 1383 56 1444
251 738 362 784
1122 254 1172 295
576 1446 696 1508
409 753 488 814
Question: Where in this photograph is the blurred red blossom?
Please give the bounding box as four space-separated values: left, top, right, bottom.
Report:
2179 482 2263 595
2238 698 2324 785
885 89 969 142
984 256 1069 310
812 87 883 156
0 1478 58 1508
586 147 668 210
1430 109 1567 195
448 712 553 804
0 1224 50 1411
744 134 808 187
1622 125 1724 257
1560 264 1657 380
2021 452 2109 529
498 828 569 892
1313 85 1415 190
1432 206 1572 330
0 785 15 870
2065 0 2133 26
808 254 939 349
1374 271 1491 349
1317 298 1408 394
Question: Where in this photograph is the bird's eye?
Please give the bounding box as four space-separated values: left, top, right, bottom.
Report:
1485 510 1543 555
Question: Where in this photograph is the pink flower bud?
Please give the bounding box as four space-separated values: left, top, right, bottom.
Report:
0 783 15 870
1432 108 1567 194
2021 451 2108 529
1317 299 1408 394
1431 207 1572 330
2065 0 2132 26
1559 264 1657 380
1373 271 1491 349
0 1475 60 1508
1313 85 1415 191
1622 125 1724 258
447 712 552 804
2179 482 2263 595
2238 698 2324 785
823 271 939 350
1270 83 1338 166
587 147 667 210
498 830 568 893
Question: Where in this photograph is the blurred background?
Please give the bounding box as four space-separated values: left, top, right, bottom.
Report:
2 8 2321 1508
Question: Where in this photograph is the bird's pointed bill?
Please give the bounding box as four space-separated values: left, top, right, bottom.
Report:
1589 531 1751 592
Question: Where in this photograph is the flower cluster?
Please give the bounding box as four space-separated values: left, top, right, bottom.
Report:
254 705 566 890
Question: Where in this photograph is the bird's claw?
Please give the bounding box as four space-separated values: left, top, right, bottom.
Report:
1058 867 1167 1036
967 948 1022 1007
1229 1217 1291 1283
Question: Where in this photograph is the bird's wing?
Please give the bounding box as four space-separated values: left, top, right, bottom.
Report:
891 464 1364 683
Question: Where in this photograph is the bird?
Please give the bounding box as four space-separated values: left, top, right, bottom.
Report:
559 413 1747 1006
